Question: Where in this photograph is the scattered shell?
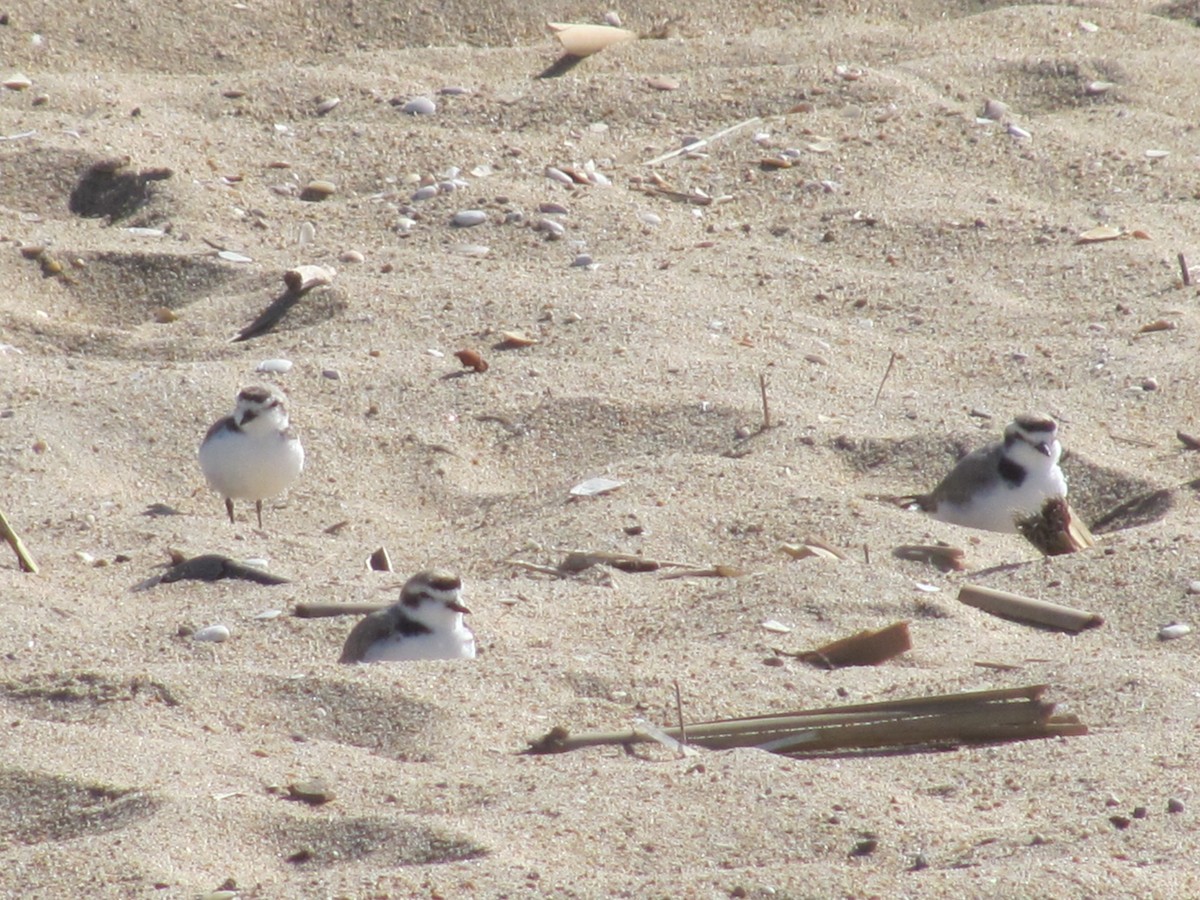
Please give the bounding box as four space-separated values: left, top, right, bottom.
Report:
1188 580 1200 595
1084 81 1114 96
547 22 637 58
570 254 594 268
1145 149 1170 159
193 624 231 643
780 542 845 562
126 227 166 237
497 330 537 348
283 265 335 293
3 73 32 91
401 96 436 116
152 307 179 323
761 619 793 634
1159 622 1191 641
569 476 625 497
297 221 316 245
454 349 488 372
411 185 438 201
216 250 253 263
252 609 283 620
299 180 336 201
538 202 570 215
440 86 471 96
339 249 365 264
315 96 341 116
451 209 488 228
369 546 393 572
983 98 1008 119
534 218 566 238
1140 377 1159 392
545 166 574 186
647 76 680 91
913 582 940 593
834 65 864 81
1078 20 1100 32
1006 123 1032 140
603 10 622 26
1076 225 1123 244
637 211 662 227
449 243 490 257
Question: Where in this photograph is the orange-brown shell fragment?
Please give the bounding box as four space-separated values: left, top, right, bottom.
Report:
454 349 488 372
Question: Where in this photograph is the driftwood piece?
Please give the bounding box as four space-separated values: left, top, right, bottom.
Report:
957 583 1104 633
0 506 38 573
780 621 911 668
294 601 391 619
525 684 1086 757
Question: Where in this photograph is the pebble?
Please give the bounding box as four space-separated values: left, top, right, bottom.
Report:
315 96 340 116
321 369 341 381
1007 123 1032 140
287 778 335 806
1188 580 1200 595
1168 798 1185 814
570 254 594 268
339 250 364 263
982 98 1007 121
452 209 488 227
401 96 436 115
411 185 438 201
538 202 570 215
439 85 471 96
534 218 565 238
637 211 662 227
193 624 230 643
1140 377 1159 392
1158 622 1191 641
257 358 293 374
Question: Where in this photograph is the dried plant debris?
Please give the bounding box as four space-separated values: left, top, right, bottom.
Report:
133 552 291 590
1015 496 1096 555
776 621 912 668
233 265 336 342
510 549 720 579
0 505 38 573
957 583 1104 633
780 537 847 561
525 685 1085 757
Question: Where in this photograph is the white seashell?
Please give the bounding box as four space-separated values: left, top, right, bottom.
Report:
569 476 624 497
339 249 365 263
450 243 490 257
1078 20 1099 32
1007 123 1031 140
253 609 283 620
1145 149 1170 159
1159 623 1191 641
545 166 574 186
297 221 316 245
547 22 636 58
126 227 165 237
3 73 32 91
193 624 230 643
535 218 566 237
452 209 488 227
402 96 436 115
913 582 940 593
761 619 793 634
315 97 340 116
637 211 662 226
217 250 253 263
1084 81 1114 96
256 358 293 374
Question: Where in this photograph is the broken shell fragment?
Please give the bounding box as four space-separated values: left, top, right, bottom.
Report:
497 330 537 348
401 96 437 116
1159 622 1191 641
1076 225 1123 244
283 265 335 294
454 349 488 372
547 22 637 58
299 180 336 201
3 72 32 91
193 624 231 643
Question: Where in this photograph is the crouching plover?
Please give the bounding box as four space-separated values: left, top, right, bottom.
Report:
340 569 476 664
198 385 304 527
909 413 1068 533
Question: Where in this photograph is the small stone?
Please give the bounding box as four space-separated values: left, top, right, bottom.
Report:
1167 798 1185 814
286 778 335 806
1109 815 1131 830
339 250 365 263
1141 377 1159 392
256 358 293 374
452 209 488 228
1158 622 1191 641
570 254 594 268
321 369 341 381
400 96 436 116
193 624 230 643
849 838 878 857
315 96 340 116
982 98 1007 121
1188 581 1200 595
411 185 438 201
1132 806 1148 819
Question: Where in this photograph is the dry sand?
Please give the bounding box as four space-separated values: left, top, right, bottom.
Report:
3 1 1200 896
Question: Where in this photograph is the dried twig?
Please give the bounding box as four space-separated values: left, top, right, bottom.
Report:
1180 252 1192 287
643 116 762 166
758 372 771 431
873 351 897 407
0 506 38 573
294 601 391 619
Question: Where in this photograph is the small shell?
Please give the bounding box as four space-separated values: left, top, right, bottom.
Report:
454 349 488 372
1006 123 1032 140
570 254 594 268
401 96 436 116
339 249 365 263
647 76 680 91
497 330 537 348
300 180 336 201
3 73 32 91
1159 622 1191 641
1084 81 1114 96
538 202 570 215
534 218 565 238
545 166 574 186
547 22 636 58
193 624 231 643
1145 149 1170 159
315 96 341 116
449 243 490 257
569 476 624 497
761 619 793 634
1077 225 1123 244
451 209 488 228
216 250 253 263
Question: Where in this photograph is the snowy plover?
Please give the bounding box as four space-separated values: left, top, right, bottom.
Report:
909 414 1067 533
339 569 476 664
198 385 305 527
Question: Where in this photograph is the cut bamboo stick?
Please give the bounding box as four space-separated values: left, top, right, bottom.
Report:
957 583 1104 633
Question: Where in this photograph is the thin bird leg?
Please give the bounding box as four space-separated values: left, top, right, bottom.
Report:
256 499 264 528
225 497 235 524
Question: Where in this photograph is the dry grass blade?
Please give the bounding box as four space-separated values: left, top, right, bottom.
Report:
524 685 1085 757
0 505 38 573
294 601 390 619
779 621 911 668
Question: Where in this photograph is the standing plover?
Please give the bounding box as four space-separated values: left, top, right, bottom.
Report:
909 413 1068 533
198 385 305 527
340 569 476 663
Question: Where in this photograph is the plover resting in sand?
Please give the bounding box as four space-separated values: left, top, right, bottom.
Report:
340 569 476 663
198 385 304 527
910 413 1067 533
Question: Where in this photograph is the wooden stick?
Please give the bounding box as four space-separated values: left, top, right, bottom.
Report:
0 506 38 573
957 583 1104 632
643 116 762 166
294 601 390 619
873 351 897 407
758 372 771 431
1180 252 1192 287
